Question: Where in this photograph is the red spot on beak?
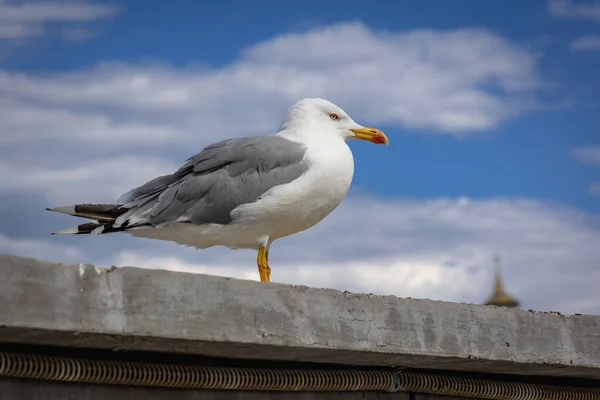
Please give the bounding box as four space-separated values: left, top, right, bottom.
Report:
372 135 387 144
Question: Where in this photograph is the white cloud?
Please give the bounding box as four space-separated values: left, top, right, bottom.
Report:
0 1 117 40
570 146 600 165
0 23 542 151
0 23 546 208
548 0 600 20
0 96 182 148
0 22 43 39
0 156 178 204
113 252 260 281
0 233 85 263
0 1 117 22
112 251 488 305
570 147 600 198
571 35 600 51
16 195 597 315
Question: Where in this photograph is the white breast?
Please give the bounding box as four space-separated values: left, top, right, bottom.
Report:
230 137 355 241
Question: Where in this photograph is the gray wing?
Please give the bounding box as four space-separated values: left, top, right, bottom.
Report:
114 135 308 228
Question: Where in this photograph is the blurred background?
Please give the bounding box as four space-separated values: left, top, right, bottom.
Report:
0 0 598 314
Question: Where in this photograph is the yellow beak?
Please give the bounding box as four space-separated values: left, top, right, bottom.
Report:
350 126 389 145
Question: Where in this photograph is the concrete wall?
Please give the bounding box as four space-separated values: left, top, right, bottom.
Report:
1 254 599 399
1 254 599 379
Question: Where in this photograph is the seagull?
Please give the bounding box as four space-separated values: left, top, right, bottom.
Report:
47 98 389 282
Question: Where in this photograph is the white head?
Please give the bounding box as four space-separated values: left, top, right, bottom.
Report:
277 98 389 145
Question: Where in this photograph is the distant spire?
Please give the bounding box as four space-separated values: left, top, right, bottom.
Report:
484 256 520 308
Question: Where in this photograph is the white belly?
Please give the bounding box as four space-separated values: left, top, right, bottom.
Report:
130 140 355 250
229 141 355 243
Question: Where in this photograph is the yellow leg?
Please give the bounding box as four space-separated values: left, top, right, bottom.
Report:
265 248 271 281
257 245 271 282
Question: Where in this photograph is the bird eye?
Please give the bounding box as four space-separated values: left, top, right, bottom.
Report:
329 113 339 120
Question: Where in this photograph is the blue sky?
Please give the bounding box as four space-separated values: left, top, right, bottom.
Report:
1 0 599 314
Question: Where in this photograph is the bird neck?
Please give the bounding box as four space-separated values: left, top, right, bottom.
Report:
276 125 346 148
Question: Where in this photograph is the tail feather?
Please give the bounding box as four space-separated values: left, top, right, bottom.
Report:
46 203 127 222
52 222 103 235
47 203 130 235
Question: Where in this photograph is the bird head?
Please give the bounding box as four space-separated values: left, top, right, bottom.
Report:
278 98 389 145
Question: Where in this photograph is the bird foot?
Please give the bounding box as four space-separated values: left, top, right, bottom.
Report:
257 246 271 282
258 262 271 282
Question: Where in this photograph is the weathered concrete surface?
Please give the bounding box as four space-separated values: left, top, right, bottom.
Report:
1 254 599 380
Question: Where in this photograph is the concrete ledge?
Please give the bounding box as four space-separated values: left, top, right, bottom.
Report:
0 254 599 380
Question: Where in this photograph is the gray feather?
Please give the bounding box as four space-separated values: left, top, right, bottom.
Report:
114 135 308 229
